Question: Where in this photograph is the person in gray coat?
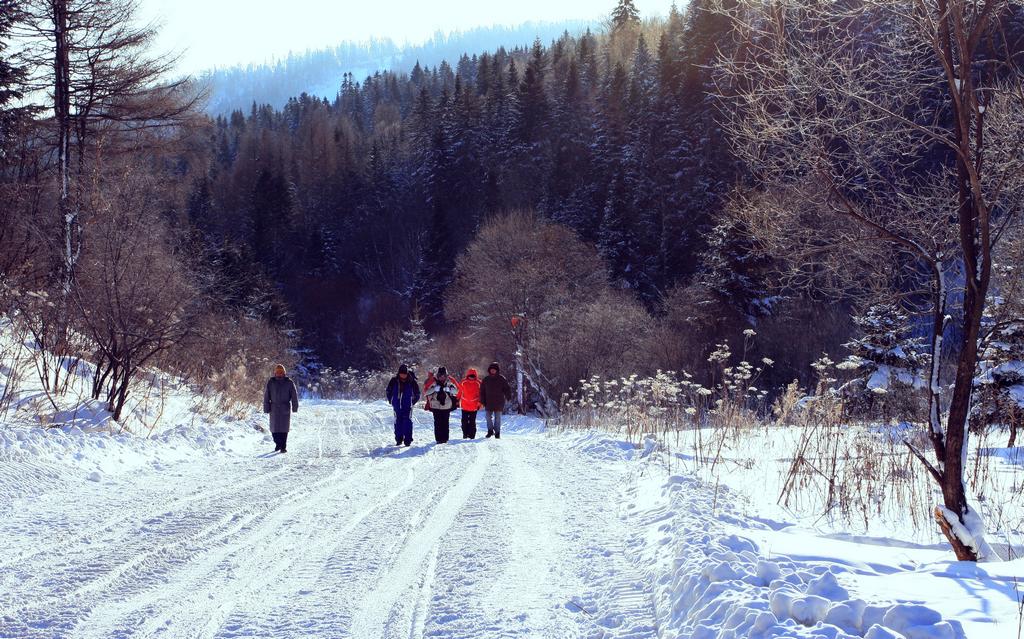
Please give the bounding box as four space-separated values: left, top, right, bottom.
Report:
264 364 299 453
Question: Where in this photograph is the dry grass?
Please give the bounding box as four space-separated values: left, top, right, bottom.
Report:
558 335 1024 547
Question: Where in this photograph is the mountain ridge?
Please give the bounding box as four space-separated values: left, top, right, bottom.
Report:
200 19 598 114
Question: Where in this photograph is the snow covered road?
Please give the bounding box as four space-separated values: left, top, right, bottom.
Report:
0 401 657 639
2 400 1004 638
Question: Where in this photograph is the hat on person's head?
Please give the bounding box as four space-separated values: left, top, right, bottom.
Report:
398 364 409 375
488 362 500 373
437 366 448 377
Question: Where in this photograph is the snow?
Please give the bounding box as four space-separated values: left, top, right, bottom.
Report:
936 505 998 562
0 401 659 638
621 463 1001 638
2 396 1022 636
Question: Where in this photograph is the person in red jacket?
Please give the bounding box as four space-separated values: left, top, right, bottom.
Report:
458 368 483 439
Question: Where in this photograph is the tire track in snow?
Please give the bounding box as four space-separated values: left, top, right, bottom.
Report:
0 461 309 629
64 408 373 638
0 407 348 637
0 459 291 577
349 442 492 639
408 544 440 639
418 435 583 639
211 446 451 638
1 404 662 639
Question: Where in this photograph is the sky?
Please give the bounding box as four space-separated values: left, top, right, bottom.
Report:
140 0 677 75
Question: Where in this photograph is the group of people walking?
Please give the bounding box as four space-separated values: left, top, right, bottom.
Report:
386 362 512 446
261 361 513 454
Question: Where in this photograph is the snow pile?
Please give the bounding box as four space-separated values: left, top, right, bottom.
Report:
616 462 1024 639
0 319 269 485
0 415 267 490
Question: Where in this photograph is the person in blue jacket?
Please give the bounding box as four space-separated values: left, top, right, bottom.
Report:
386 364 420 446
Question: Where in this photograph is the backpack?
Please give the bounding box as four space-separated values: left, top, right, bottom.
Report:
432 383 455 410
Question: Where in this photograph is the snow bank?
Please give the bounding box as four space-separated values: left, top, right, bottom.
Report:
616 464 1018 638
0 416 267 487
0 320 269 487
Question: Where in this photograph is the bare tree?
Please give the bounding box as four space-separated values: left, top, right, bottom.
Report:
15 0 201 288
719 0 1024 560
445 211 610 414
71 166 199 422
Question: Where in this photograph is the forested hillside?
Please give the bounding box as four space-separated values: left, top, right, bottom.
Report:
201 21 596 114
188 3 770 379
3 0 1024 447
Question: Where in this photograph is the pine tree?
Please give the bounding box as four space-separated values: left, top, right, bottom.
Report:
0 3 32 162
396 308 433 372
658 0 741 286
250 169 297 274
841 304 928 393
699 217 771 319
548 57 594 234
598 170 641 290
602 63 630 149
577 29 601 94
516 39 549 144
440 77 485 237
411 61 425 87
186 176 215 231
411 204 455 327
611 0 641 31
408 87 436 176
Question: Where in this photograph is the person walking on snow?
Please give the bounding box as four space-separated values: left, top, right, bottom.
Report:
480 362 512 439
264 364 299 453
386 364 420 446
458 368 483 439
425 366 460 444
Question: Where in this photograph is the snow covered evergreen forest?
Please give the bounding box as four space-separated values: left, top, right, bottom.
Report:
3 0 1024 637
200 21 597 115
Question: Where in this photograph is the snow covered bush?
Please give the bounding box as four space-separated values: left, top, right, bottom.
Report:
837 304 928 423
973 249 1024 447
308 367 391 401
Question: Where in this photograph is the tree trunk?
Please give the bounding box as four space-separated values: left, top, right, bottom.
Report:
934 506 978 562
52 0 74 291
926 261 948 463
110 364 132 422
515 349 525 414
91 354 113 401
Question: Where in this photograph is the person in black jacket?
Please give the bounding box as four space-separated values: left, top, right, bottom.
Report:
480 362 512 439
264 365 299 453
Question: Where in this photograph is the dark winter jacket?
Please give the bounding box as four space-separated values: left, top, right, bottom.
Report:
480 368 512 412
264 376 299 433
387 375 421 412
